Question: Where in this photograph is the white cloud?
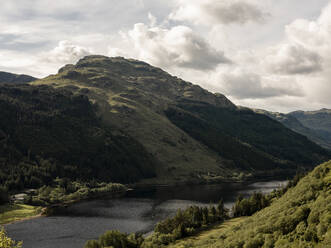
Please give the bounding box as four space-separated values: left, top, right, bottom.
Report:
0 41 92 77
41 40 91 64
234 1 331 110
264 43 322 75
112 22 230 71
216 69 304 99
169 0 268 26
264 2 331 76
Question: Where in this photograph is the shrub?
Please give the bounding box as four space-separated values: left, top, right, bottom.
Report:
0 228 22 248
84 240 101 248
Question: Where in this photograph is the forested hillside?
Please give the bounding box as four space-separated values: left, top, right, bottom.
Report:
0 84 156 191
166 102 329 173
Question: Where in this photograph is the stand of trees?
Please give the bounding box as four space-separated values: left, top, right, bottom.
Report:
85 231 144 248
23 179 126 207
232 192 270 217
232 173 307 218
85 200 229 248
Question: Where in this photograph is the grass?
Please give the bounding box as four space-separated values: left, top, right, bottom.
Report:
0 204 42 225
166 218 246 248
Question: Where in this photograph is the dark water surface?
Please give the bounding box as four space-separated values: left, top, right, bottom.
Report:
6 180 287 248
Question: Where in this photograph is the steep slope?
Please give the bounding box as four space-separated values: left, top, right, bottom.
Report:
256 109 331 150
166 103 329 172
31 55 330 183
0 71 37 84
167 160 331 248
0 84 156 190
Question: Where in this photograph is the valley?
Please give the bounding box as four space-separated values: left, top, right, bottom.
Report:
0 56 330 248
1 1 331 248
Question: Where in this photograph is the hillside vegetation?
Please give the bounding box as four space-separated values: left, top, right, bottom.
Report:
29 55 330 184
166 160 331 248
0 84 156 191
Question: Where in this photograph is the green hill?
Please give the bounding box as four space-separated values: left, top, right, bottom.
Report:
34 55 329 183
0 55 330 187
166 160 331 248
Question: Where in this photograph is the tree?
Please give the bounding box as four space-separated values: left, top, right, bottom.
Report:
209 206 217 222
84 240 101 248
98 230 129 248
0 187 9 205
217 199 227 220
202 207 209 224
0 228 22 248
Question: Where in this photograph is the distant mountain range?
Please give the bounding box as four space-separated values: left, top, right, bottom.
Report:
0 55 330 188
255 109 331 150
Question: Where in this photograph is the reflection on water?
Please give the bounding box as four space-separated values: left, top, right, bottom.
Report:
6 180 287 248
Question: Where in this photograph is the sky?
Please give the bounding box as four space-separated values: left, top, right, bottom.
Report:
1 0 331 112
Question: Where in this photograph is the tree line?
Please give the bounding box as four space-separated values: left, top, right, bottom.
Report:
85 200 229 248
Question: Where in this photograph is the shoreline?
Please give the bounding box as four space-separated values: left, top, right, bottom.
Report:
0 204 45 226
2 175 290 226
3 211 44 226
2 188 127 226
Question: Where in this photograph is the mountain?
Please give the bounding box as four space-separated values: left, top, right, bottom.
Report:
22 55 329 184
255 109 331 150
166 160 331 248
0 71 37 84
290 109 331 146
290 109 331 132
0 55 329 189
